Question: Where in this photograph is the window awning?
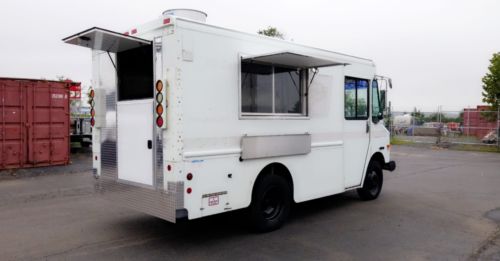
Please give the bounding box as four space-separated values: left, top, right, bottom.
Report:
242 51 346 69
62 27 151 53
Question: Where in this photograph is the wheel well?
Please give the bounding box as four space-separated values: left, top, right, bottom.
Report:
370 152 385 167
253 162 294 199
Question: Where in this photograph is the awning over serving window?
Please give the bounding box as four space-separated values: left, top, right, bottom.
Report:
63 27 151 53
242 51 346 69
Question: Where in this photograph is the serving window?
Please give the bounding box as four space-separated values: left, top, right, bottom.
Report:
241 61 307 116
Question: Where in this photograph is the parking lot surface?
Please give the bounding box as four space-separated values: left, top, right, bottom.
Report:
0 145 499 260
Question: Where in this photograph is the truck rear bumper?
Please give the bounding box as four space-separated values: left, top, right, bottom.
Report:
383 161 396 172
94 174 184 223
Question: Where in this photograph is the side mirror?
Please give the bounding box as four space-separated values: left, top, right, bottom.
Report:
380 90 387 112
377 112 384 120
373 112 383 123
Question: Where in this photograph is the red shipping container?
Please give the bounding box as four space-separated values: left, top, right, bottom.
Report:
0 77 72 170
463 105 499 139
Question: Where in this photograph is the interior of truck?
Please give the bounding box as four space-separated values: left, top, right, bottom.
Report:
117 45 154 101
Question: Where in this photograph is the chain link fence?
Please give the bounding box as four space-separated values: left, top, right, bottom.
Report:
388 106 500 148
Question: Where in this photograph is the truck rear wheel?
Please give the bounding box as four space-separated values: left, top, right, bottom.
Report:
357 161 383 201
250 174 291 232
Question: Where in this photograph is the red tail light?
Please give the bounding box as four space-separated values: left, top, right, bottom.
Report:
156 116 164 127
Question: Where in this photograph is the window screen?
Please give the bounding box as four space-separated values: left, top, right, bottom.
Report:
241 62 273 113
344 77 369 120
275 67 302 113
241 61 306 115
117 45 154 101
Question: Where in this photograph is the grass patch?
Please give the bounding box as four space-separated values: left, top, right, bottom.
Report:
391 136 500 153
390 137 415 145
448 143 500 153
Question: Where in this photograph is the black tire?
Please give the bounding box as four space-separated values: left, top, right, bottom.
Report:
250 174 291 232
357 161 383 201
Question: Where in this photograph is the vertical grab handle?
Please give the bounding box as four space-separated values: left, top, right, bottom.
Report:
147 140 152 149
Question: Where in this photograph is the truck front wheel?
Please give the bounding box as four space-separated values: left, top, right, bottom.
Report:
250 174 291 232
357 161 383 201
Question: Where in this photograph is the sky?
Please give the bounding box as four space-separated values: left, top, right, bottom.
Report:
1 0 499 112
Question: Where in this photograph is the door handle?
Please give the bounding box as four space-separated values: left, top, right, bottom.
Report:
147 140 152 149
366 121 370 133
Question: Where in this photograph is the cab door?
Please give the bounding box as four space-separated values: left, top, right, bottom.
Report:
343 77 371 188
369 79 390 158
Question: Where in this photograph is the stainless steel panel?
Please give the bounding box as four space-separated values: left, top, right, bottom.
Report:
242 52 345 69
155 135 164 188
241 134 311 160
96 178 183 222
64 27 151 53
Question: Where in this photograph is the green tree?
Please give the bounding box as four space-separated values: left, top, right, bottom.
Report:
481 52 500 121
56 75 71 81
424 113 439 123
257 26 285 40
411 107 425 125
344 92 355 117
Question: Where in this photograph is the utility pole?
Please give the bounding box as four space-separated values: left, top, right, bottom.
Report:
467 106 470 136
497 102 499 149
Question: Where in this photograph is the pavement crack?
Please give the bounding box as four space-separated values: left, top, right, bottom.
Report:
389 163 469 180
40 234 164 259
468 222 500 260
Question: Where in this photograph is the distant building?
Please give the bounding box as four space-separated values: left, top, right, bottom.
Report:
463 105 499 139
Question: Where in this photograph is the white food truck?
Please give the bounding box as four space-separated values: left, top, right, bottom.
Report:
64 9 396 232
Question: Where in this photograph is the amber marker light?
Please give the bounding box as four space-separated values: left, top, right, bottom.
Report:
156 104 164 115
155 80 163 92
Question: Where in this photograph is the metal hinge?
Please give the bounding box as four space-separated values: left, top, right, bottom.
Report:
154 37 162 52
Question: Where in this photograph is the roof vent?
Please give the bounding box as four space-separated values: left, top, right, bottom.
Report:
162 9 207 23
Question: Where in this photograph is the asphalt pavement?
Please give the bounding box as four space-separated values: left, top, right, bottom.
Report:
0 145 499 260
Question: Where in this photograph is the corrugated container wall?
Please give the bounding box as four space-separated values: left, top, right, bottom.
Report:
0 78 71 170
